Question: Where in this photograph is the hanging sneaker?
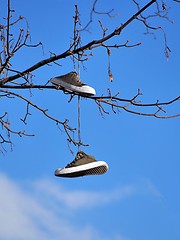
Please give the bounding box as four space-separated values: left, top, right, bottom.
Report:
50 72 96 96
54 151 108 178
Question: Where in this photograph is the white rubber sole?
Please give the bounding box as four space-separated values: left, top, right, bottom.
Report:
50 77 96 96
55 161 108 178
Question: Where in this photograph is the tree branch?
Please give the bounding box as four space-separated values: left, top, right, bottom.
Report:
0 85 179 118
0 89 85 148
0 0 156 85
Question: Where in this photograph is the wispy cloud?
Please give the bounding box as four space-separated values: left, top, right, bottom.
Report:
0 172 131 240
34 178 137 210
0 172 163 240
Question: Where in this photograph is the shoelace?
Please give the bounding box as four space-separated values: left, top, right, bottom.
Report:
66 151 85 168
72 72 84 85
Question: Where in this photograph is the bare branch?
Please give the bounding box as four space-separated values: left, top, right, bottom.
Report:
95 99 180 119
20 102 31 124
1 85 179 119
0 0 156 85
0 89 72 127
0 89 83 149
173 0 180 3
93 94 180 108
6 0 11 56
1 83 179 107
132 0 173 59
0 0 179 152
81 0 115 31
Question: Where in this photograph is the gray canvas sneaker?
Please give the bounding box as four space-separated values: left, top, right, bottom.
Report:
54 151 108 178
50 72 96 96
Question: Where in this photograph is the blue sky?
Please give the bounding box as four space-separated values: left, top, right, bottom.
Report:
0 0 180 240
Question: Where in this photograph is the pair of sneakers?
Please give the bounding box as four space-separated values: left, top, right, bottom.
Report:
55 151 108 178
50 72 108 177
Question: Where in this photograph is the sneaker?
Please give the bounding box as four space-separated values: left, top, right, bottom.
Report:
54 151 108 178
50 72 96 96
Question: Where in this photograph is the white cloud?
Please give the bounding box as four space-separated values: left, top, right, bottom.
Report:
0 172 131 240
0 173 48 240
34 178 137 210
0 172 163 240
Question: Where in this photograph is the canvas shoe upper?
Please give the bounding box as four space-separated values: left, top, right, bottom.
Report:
54 151 108 178
50 72 96 96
